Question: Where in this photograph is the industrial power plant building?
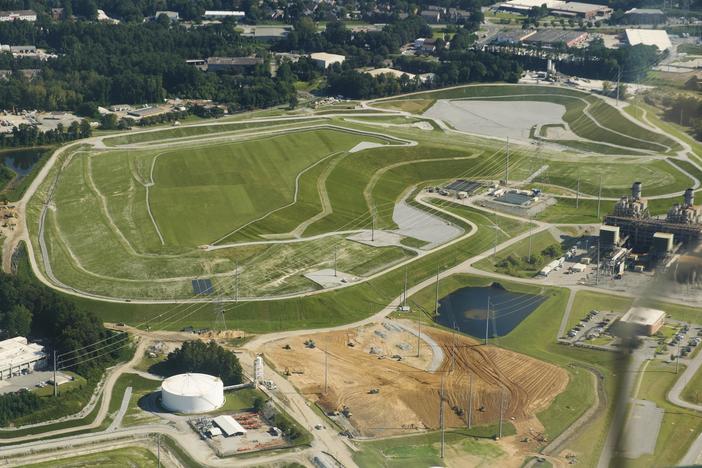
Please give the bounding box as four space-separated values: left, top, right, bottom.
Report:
602 183 702 253
0 336 47 380
161 373 224 413
614 307 666 336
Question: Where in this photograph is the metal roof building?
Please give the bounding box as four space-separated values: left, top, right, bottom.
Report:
616 307 666 336
310 52 346 69
625 29 672 51
213 415 247 436
0 337 47 380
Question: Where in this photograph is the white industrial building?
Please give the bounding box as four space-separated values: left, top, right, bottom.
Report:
624 29 672 51
310 52 346 69
0 337 47 380
161 373 224 413
214 414 247 436
204 10 245 19
0 10 37 22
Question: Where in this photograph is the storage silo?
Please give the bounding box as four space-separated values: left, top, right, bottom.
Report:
160 373 224 413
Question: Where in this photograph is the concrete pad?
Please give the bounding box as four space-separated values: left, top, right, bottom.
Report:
349 141 385 153
392 198 463 250
304 268 359 288
423 99 567 140
621 399 663 458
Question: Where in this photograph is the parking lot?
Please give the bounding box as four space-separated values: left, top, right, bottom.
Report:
564 309 619 346
0 370 71 395
665 322 702 361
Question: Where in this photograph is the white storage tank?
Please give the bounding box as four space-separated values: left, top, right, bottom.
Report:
161 373 224 413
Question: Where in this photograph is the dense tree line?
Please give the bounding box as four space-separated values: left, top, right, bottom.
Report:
0 19 296 111
0 120 91 148
510 40 661 82
275 16 433 66
157 340 243 385
0 390 42 426
0 271 126 377
661 94 702 140
328 48 522 99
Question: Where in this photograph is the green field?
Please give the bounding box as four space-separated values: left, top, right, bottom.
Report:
353 428 510 467
27 116 546 300
533 157 693 198
474 229 561 278
24 446 159 467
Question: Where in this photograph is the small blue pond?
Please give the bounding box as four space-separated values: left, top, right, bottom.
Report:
434 283 546 338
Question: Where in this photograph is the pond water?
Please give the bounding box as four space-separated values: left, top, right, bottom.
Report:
1 148 46 176
434 283 546 338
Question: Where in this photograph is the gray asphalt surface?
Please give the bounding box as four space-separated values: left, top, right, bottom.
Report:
620 399 663 459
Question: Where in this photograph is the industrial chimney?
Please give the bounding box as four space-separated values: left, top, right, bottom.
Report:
632 181 642 200
685 188 695 207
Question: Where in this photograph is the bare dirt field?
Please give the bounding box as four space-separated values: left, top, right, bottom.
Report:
262 320 568 438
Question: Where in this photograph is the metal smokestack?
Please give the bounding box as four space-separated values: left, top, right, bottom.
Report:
632 181 642 200
684 188 694 207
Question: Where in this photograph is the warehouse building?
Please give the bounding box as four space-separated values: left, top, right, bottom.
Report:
492 29 537 45
614 307 666 336
524 30 589 48
206 57 263 73
0 337 47 380
624 8 666 24
0 10 37 22
214 415 247 436
625 28 672 51
366 68 417 80
310 52 346 69
240 26 291 42
203 10 245 19
495 0 610 19
548 2 612 19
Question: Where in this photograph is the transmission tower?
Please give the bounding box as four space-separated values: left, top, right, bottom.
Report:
214 302 227 330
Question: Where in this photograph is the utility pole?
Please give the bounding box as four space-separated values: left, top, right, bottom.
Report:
597 174 603 220
576 176 580 209
371 208 375 242
325 341 329 393
440 372 445 459
505 137 510 184
596 237 601 285
403 266 408 309
434 265 440 317
235 261 240 303
615 65 621 107
157 433 161 468
467 373 473 429
493 213 498 259
53 350 57 397
498 387 505 439
528 219 533 264
677 341 680 374
333 247 337 277
417 302 421 358
485 297 490 345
